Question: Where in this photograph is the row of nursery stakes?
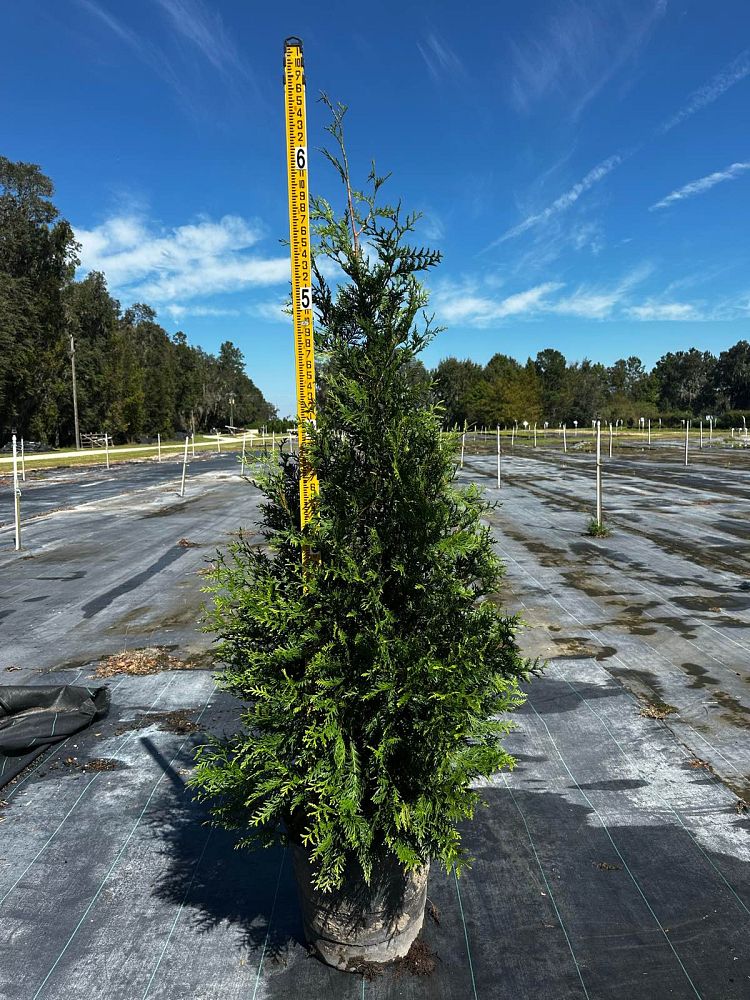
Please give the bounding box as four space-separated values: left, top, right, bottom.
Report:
5 420 749 551
4 429 294 552
459 419 750 532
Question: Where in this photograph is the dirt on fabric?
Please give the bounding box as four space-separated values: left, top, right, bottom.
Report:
114 709 203 735
63 757 122 773
94 647 186 677
639 700 678 720
394 939 439 977
346 938 439 981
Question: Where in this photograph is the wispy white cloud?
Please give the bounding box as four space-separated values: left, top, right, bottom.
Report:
491 154 622 246
417 33 465 82
248 300 290 324
434 264 747 326
650 161 750 210
76 212 289 303
154 0 246 79
507 0 666 117
165 304 241 321
626 302 698 320
418 209 446 243
508 214 606 278
433 280 563 325
658 49 750 134
550 264 651 319
77 0 185 96
433 265 660 325
77 0 261 114
552 289 622 320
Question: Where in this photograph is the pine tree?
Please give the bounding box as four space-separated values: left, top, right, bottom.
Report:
192 105 533 891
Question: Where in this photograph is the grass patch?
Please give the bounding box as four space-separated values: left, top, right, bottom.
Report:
586 518 611 537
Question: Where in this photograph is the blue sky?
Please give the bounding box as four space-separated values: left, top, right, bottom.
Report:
2 1 749 416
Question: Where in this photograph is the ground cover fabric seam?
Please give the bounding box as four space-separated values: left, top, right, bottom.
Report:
29 682 217 1000
527 701 705 1000
453 869 479 1000
500 772 591 999
140 827 215 1000
250 847 287 1000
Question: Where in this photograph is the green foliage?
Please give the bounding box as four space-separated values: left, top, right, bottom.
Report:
191 111 531 893
434 341 749 428
653 348 717 412
465 355 543 427
0 156 78 443
586 518 611 538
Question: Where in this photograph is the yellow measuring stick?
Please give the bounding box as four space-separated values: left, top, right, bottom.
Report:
283 36 319 543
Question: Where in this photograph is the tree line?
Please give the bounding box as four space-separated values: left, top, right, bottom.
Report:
0 156 276 447
431 343 750 429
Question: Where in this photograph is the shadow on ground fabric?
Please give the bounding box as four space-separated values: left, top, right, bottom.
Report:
142 734 750 999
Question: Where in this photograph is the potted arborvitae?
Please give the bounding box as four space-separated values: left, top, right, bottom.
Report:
192 103 533 971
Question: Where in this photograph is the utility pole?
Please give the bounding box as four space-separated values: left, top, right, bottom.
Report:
69 334 81 450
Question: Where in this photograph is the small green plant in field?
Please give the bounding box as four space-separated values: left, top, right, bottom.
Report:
191 102 533 893
587 518 610 537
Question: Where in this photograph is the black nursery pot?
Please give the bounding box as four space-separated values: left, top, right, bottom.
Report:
290 844 428 971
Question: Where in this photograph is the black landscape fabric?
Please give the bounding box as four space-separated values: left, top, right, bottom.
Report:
0 685 110 787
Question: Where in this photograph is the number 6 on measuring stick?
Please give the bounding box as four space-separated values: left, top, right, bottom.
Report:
295 146 307 170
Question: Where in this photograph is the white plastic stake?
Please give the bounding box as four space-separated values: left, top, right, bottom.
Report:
272 430 275 453
20 438 26 482
216 433 221 454
191 433 196 458
700 421 703 450
533 423 537 448
684 420 689 466
496 425 501 488
180 436 189 497
157 433 161 462
596 420 602 528
563 424 567 453
12 434 21 551
709 417 713 444
104 432 110 470
511 426 515 449
648 418 651 447
241 432 247 474
609 422 613 459
460 432 465 469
